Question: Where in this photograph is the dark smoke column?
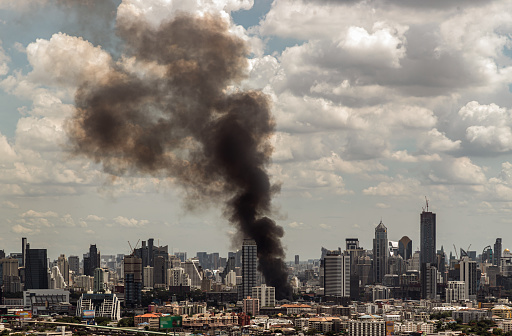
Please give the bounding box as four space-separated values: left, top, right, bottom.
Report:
66 13 292 299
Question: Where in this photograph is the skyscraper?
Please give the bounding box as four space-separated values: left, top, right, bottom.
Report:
25 244 48 290
420 202 436 266
373 220 388 284
494 238 502 267
84 244 100 277
57 254 69 286
398 236 412 260
323 250 350 297
242 239 258 300
460 256 477 300
124 255 142 307
68 256 79 275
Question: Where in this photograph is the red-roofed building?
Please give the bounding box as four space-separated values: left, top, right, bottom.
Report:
135 312 163 329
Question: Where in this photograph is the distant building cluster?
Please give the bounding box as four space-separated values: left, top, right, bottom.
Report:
2 201 512 335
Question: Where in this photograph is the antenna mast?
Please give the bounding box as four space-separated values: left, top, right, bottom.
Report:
425 196 429 212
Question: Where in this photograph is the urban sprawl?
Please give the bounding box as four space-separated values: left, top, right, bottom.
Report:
0 205 511 336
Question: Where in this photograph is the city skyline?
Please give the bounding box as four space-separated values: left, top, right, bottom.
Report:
0 1 512 260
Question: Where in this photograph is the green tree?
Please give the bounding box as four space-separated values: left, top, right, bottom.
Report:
118 317 135 327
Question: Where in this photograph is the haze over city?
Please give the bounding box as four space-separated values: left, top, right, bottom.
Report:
0 0 512 261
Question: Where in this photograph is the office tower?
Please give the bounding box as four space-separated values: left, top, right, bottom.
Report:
0 250 5 260
21 237 27 268
124 255 142 307
242 239 258 300
420 203 436 266
421 263 437 299
148 238 154 267
323 250 350 297
494 238 502 266
295 255 299 265
346 238 359 251
252 284 276 307
143 266 154 288
68 256 79 275
398 236 412 260
25 245 48 289
373 220 388 284
57 254 69 286
84 244 100 276
93 268 108 292
460 256 477 299
153 256 167 287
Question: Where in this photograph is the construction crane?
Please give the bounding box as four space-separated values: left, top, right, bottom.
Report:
453 244 459 259
128 239 140 256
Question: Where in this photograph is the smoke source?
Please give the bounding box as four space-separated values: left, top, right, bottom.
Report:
66 13 292 299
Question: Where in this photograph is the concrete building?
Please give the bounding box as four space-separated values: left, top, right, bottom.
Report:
68 256 79 275
23 289 69 315
167 267 190 287
421 263 438 300
76 292 121 321
243 296 259 316
50 266 66 289
143 266 154 289
446 281 466 303
460 256 477 300
373 221 388 284
348 316 386 336
323 250 350 297
93 268 108 293
183 259 203 288
252 284 275 307
242 239 258 300
57 254 69 286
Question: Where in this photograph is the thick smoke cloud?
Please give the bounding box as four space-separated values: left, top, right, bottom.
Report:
66 13 292 299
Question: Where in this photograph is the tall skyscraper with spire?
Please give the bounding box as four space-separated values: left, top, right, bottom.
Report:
373 220 388 284
420 199 436 266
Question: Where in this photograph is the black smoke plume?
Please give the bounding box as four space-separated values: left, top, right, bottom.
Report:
66 13 292 299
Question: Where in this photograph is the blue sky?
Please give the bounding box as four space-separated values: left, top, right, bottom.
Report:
1 0 512 261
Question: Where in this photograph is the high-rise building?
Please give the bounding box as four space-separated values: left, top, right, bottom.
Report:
420 203 436 266
21 237 27 268
143 266 154 288
421 263 437 299
494 238 502 267
242 239 258 300
295 255 299 265
93 268 108 293
398 236 412 261
124 255 142 307
68 256 79 275
183 259 203 288
344 238 364 300
323 250 350 297
373 221 388 284
25 245 48 290
84 245 100 277
460 256 477 300
57 254 69 286
153 256 167 287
